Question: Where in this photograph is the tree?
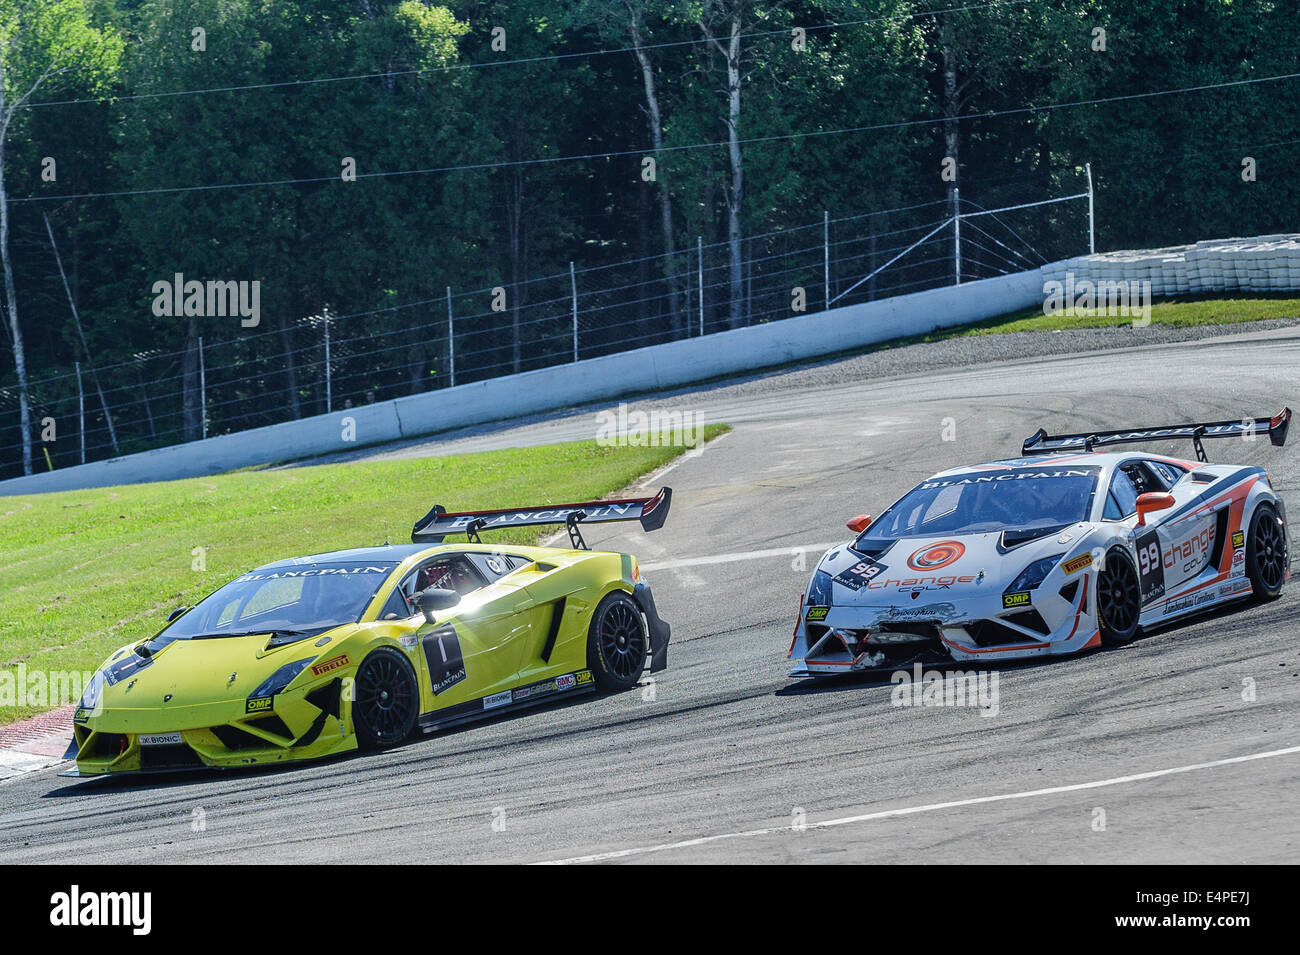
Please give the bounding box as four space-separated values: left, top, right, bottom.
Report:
0 0 121 473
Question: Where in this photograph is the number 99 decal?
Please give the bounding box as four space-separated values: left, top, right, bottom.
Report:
1134 530 1165 604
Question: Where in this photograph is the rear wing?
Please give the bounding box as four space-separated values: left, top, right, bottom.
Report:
411 487 672 550
1022 408 1291 462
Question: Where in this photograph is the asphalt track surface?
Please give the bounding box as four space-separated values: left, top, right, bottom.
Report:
3 325 1299 864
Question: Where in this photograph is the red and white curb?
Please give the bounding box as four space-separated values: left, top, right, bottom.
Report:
0 704 75 782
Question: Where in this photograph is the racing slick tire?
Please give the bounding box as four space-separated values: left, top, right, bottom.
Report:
587 591 648 692
353 647 419 750
1097 547 1142 647
1246 502 1288 602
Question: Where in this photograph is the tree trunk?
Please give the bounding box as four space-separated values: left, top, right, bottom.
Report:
0 130 31 475
723 12 744 328
628 10 683 336
941 15 960 223
181 318 201 441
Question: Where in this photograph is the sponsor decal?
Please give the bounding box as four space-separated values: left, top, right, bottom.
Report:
311 653 351 677
483 690 513 711
234 565 395 583
400 634 418 648
574 670 594 686
245 695 273 713
805 606 830 622
832 559 886 591
73 707 89 723
1135 530 1166 604
555 673 576 690
423 626 467 695
1002 591 1031 609
906 541 965 572
1232 549 1246 571
138 732 183 747
1062 554 1093 575
918 467 1100 490
103 652 152 687
1232 529 1245 549
1164 523 1216 574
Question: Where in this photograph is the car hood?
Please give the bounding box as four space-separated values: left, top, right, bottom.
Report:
89 626 357 711
817 524 1090 607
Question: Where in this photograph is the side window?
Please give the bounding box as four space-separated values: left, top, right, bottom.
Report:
1148 461 1185 488
1106 468 1140 519
404 555 486 602
379 586 414 621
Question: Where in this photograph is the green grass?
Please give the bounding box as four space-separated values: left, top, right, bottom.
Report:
0 428 726 725
906 293 1300 343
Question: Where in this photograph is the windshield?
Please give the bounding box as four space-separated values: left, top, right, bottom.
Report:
858 466 1100 543
162 563 398 640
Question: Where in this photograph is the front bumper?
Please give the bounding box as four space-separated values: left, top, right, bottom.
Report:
71 676 356 776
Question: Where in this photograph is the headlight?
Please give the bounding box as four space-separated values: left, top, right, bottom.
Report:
1006 554 1064 594
249 658 314 700
78 670 105 714
807 570 835 607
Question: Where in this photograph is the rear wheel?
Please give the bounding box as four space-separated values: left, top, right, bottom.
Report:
1097 548 1141 646
587 591 648 692
353 647 419 750
1246 503 1287 602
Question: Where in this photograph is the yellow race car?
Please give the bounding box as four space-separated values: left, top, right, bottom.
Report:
69 489 671 776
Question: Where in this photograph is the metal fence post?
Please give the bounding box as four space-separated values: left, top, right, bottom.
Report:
570 261 578 363
446 286 455 387
1085 162 1095 254
198 336 208 440
323 307 332 413
75 360 85 464
953 186 962 286
697 236 704 336
823 210 830 309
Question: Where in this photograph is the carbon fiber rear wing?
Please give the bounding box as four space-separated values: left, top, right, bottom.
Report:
411 487 672 550
1022 408 1291 462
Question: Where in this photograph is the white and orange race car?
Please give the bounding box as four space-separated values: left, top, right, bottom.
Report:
790 410 1292 676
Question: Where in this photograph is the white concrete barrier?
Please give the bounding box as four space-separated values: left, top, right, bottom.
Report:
3 268 1047 495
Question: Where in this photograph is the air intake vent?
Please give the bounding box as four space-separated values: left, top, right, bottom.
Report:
1059 580 1080 605
306 678 342 719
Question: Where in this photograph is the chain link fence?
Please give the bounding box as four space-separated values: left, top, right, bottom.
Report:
2 191 1087 480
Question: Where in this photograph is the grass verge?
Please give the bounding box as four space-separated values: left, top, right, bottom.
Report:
0 427 726 725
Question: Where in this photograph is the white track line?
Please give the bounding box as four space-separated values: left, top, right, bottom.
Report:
536 744 1300 864
641 542 840 572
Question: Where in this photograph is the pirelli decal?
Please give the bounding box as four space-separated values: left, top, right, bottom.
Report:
311 653 351 677
1062 554 1094 575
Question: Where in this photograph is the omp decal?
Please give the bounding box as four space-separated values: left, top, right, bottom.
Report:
832 559 886 591
423 626 467 696
575 670 595 686
1062 554 1093 575
1232 529 1245 549
482 690 512 711
311 653 351 677
1002 591 1031 609
1134 529 1165 604
245 696 273 714
805 606 830 621
907 541 965 571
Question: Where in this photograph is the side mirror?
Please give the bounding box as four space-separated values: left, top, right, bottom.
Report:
1135 492 1175 527
846 514 872 533
417 587 460 623
166 606 188 622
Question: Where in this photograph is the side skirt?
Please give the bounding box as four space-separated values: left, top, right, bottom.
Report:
417 670 599 734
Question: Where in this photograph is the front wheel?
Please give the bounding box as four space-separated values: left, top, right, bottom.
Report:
1097 547 1142 646
1246 503 1288 601
587 591 648 692
352 647 419 750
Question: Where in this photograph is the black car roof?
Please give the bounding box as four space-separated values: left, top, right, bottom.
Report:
255 543 429 572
